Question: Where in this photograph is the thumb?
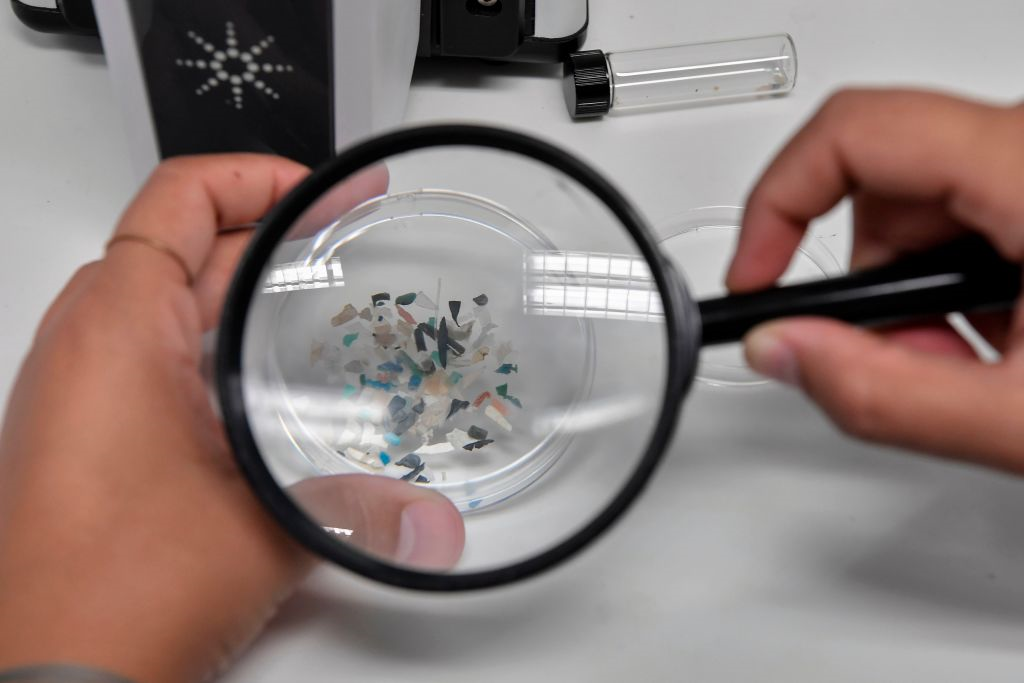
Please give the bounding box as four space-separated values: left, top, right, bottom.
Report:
288 475 465 571
743 318 1024 471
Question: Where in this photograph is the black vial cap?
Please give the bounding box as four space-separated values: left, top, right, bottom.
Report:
563 50 612 119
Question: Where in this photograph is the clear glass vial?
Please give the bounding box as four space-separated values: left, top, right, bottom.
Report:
564 34 797 118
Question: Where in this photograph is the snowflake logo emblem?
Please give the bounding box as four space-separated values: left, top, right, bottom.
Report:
175 21 294 110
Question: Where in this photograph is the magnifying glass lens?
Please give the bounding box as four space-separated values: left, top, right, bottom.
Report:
226 135 684 587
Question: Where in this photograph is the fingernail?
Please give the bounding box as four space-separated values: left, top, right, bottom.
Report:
395 498 464 570
745 324 800 386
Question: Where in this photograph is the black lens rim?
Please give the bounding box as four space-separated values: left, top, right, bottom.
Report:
216 124 699 591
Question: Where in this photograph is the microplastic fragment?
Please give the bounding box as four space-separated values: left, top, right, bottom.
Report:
468 425 489 440
371 293 391 306
392 412 417 436
423 373 448 396
414 291 436 309
496 363 518 375
417 322 436 340
505 395 523 409
496 383 509 397
473 294 488 306
310 341 324 365
416 475 430 483
438 318 450 369
449 301 462 325
359 307 372 321
418 442 454 455
343 333 359 348
447 428 472 450
409 375 422 390
379 452 392 465
330 303 359 327
384 432 401 446
468 499 482 509
412 399 426 414
396 306 417 325
396 292 417 306
449 372 463 385
446 336 466 356
341 384 358 399
397 453 423 469
485 405 513 431
490 399 511 417
388 395 407 417
420 359 436 374
447 399 470 419
473 391 492 408
414 327 427 352
463 439 495 451
449 320 475 342
372 325 396 347
400 463 426 481
473 347 490 363
378 361 403 374
345 447 382 469
363 377 393 391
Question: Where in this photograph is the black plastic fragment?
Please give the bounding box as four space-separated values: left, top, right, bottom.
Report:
388 396 407 417
400 464 426 481
473 294 489 306
450 300 462 325
438 318 450 368
372 293 391 306
397 453 423 469
447 399 470 419
468 425 488 440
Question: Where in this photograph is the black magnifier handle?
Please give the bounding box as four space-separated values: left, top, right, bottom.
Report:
698 235 1023 346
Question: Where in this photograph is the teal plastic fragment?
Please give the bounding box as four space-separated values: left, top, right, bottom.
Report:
496 383 509 397
396 292 417 306
450 372 463 385
343 333 359 347
341 384 357 399
380 452 391 465
384 432 401 446
496 363 519 375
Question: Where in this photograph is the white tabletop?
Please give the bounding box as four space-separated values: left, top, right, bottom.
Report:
4 1 1024 681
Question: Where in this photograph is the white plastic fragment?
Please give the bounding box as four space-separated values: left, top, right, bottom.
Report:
485 405 513 432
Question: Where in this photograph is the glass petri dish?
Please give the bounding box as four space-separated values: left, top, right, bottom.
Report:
658 206 842 387
247 189 596 512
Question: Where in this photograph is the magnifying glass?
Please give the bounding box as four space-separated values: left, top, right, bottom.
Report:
216 125 1020 591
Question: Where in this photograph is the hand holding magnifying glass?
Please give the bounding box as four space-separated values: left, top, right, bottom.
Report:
0 154 464 683
732 89 1024 471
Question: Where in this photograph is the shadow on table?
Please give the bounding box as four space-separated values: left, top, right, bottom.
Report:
680 382 1024 637
268 565 589 665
